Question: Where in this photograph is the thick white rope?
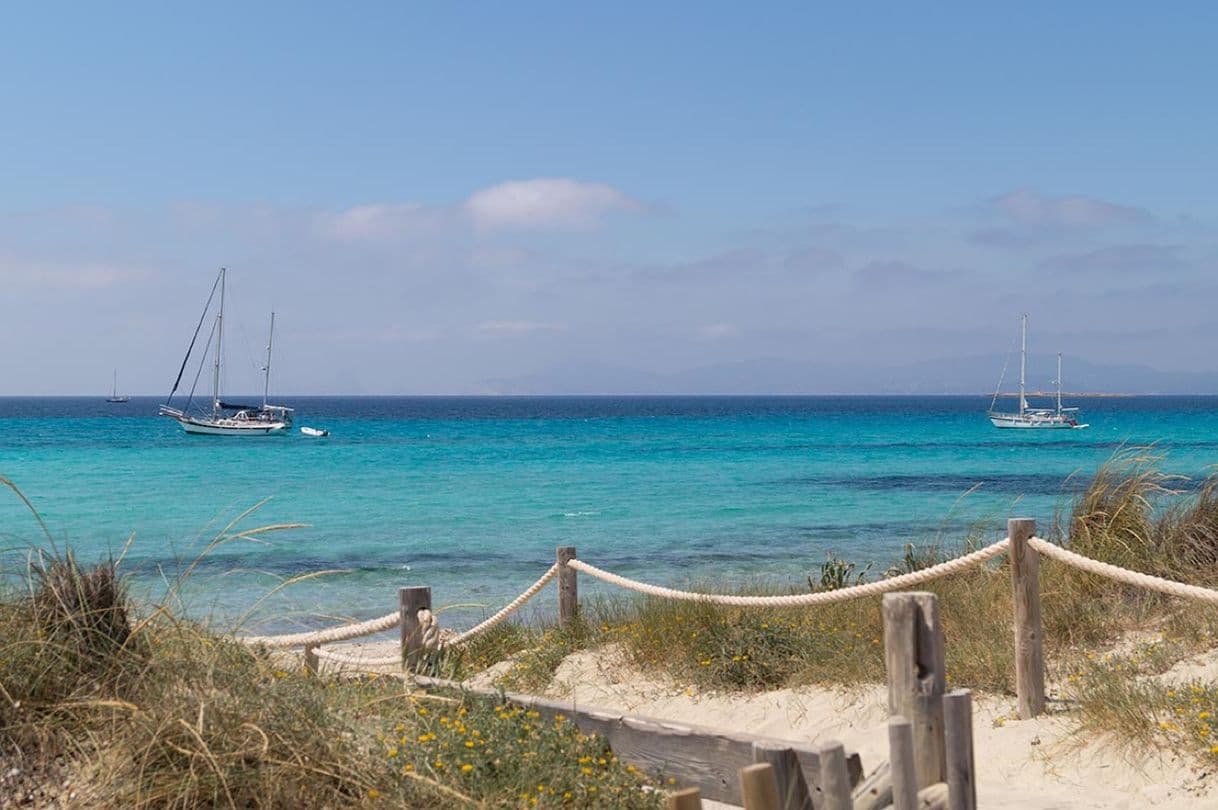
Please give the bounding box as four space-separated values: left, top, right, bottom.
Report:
314 647 402 668
262 564 560 671
449 564 559 646
241 609 400 648
1028 537 1218 605
567 540 1010 607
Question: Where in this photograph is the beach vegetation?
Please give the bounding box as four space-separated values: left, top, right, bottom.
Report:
0 547 659 807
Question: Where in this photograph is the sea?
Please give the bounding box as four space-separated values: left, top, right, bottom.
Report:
1 395 1215 634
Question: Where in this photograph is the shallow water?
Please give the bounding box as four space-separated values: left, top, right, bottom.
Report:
1 395 1214 632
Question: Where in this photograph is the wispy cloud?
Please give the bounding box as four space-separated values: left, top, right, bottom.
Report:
696 323 740 341
475 320 566 335
853 260 957 288
986 189 1151 229
314 203 440 241
1040 244 1185 275
464 178 640 230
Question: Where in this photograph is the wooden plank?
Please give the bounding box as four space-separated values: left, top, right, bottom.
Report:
753 741 813 810
557 546 578 627
741 763 781 810
851 760 891 810
943 689 976 810
667 787 703 810
818 740 853 810
888 715 918 810
1008 517 1045 719
882 592 946 788
411 673 862 805
399 586 431 669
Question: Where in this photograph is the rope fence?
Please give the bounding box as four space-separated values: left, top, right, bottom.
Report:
238 519 1218 714
566 539 1009 607
1027 536 1218 605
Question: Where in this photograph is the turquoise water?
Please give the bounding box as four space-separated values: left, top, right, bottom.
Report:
2 396 1216 633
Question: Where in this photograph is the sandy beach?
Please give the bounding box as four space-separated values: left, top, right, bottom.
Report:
326 638 1217 809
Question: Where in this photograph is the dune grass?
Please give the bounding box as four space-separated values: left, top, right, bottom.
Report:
0 547 660 808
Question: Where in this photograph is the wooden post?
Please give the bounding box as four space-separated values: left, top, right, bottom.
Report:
818 741 854 810
888 715 918 810
667 787 704 810
752 742 813 810
1008 517 1045 718
740 763 781 810
557 546 578 628
882 592 946 789
303 643 319 675
943 689 976 810
399 586 432 668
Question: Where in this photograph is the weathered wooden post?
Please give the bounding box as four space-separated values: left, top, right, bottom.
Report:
399 585 432 668
818 740 854 810
666 786 704 810
882 592 946 789
943 689 977 810
888 715 918 810
1008 517 1045 718
740 762 781 810
303 643 319 675
752 741 813 810
557 546 578 628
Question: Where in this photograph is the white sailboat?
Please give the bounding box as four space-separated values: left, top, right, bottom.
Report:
988 314 1087 429
159 268 293 436
106 370 129 403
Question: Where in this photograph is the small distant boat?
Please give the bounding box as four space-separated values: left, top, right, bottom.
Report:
988 314 1088 430
159 268 294 436
106 370 129 403
300 426 329 438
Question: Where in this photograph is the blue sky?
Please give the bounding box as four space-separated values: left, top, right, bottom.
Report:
2 3 1216 393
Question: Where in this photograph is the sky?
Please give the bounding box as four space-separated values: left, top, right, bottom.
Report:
2 2 1217 395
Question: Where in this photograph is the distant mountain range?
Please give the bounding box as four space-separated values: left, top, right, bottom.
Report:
481 354 1218 395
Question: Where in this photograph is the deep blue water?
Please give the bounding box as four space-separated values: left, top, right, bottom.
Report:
1 395 1215 633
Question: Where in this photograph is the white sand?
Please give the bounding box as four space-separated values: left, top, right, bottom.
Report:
324 639 1216 808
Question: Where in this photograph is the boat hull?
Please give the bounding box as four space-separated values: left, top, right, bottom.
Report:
988 412 1085 429
179 419 289 436
160 406 289 436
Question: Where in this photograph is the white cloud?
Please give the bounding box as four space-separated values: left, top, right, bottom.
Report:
988 189 1149 229
696 323 739 341
314 203 434 241
464 178 639 230
475 320 566 335
0 255 146 290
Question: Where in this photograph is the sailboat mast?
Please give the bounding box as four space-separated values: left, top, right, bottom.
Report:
263 312 275 409
1057 352 1063 416
1019 313 1027 417
112 369 117 398
213 268 225 416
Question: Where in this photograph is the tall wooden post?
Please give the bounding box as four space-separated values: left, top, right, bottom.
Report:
557 546 578 628
882 592 946 789
1008 517 1045 718
399 586 432 668
943 689 977 810
303 643 319 675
